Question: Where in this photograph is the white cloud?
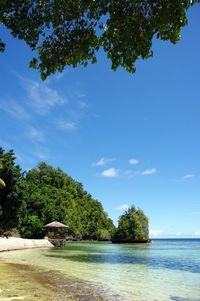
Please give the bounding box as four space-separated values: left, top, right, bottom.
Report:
140 168 157 176
123 167 157 178
28 127 45 142
183 174 195 180
149 230 164 237
94 157 116 167
128 158 139 165
21 78 66 114
115 204 129 211
150 230 200 238
59 121 76 130
0 99 29 120
98 165 157 178
101 167 118 178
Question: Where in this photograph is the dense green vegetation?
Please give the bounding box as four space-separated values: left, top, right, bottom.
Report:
19 162 115 239
112 206 149 243
0 147 149 242
0 1 198 79
0 148 24 230
0 147 115 239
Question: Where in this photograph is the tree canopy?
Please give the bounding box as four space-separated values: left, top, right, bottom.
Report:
0 147 151 243
0 148 24 230
19 162 115 239
112 206 149 243
0 1 198 79
0 148 115 239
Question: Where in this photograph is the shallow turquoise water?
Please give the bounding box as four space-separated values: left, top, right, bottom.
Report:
1 239 200 301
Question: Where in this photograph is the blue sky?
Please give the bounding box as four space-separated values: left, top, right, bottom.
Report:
0 6 200 238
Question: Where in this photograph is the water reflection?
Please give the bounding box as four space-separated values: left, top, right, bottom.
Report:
45 242 200 274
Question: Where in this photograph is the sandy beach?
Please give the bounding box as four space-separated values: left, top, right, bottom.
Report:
0 242 107 301
0 238 56 301
0 237 53 252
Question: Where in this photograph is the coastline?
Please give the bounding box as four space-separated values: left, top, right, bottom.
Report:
0 249 110 301
0 237 53 252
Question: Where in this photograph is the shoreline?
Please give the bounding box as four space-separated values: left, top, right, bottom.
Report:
0 237 53 252
0 240 199 301
0 252 110 301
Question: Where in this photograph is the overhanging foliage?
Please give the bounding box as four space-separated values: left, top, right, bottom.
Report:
0 1 199 79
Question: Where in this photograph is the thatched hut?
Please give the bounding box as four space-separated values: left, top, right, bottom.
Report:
44 221 69 247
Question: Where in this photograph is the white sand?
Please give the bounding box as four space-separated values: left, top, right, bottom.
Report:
0 237 53 252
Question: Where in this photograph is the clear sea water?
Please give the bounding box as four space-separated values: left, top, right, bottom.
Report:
0 239 200 301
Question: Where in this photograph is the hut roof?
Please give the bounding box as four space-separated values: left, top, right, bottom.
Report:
44 221 69 228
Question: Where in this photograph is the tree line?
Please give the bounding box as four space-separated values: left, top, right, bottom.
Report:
0 147 149 242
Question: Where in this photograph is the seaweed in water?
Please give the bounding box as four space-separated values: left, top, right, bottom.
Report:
170 296 200 301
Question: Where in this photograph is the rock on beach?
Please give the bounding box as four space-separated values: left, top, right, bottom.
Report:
0 237 53 252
